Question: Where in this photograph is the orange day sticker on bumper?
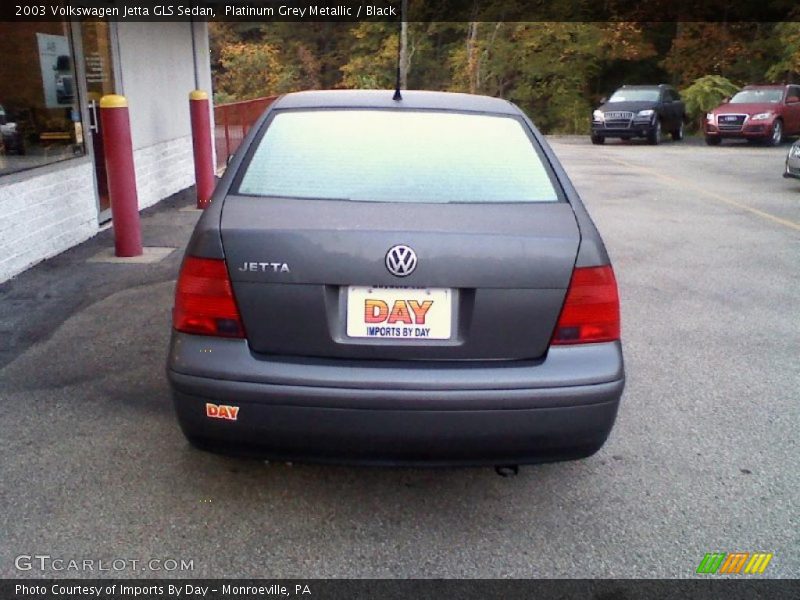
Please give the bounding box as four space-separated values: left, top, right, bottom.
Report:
206 403 240 421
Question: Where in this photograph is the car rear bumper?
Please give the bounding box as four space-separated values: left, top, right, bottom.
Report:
167 334 625 466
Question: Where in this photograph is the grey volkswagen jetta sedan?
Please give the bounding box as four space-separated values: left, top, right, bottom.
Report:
167 90 625 466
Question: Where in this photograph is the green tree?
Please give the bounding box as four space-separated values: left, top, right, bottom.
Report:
766 23 800 82
339 22 398 88
662 23 782 87
215 41 294 102
448 23 638 133
680 75 740 130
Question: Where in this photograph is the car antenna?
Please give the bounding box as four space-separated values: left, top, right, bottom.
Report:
392 1 404 101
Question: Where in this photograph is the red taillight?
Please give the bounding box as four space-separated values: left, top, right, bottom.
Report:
551 265 620 345
173 257 245 338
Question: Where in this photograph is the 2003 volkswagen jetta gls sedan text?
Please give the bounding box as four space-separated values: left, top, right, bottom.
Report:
167 90 625 467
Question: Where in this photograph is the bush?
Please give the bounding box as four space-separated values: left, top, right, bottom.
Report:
680 75 740 131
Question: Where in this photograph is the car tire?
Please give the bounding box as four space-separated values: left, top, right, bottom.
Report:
671 120 684 141
768 120 783 147
590 134 605 145
705 136 721 146
647 119 662 145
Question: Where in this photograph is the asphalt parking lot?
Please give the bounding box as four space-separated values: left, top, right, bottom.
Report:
1 136 798 579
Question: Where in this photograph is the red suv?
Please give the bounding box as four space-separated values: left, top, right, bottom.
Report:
705 84 800 146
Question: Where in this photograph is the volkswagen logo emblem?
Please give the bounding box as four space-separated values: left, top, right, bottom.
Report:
385 244 417 277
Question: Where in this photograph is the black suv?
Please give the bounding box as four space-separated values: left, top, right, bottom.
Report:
591 84 686 145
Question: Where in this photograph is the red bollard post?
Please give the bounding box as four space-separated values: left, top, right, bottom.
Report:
99 94 143 257
189 90 216 209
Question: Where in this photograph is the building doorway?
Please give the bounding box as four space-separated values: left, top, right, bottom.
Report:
80 21 116 222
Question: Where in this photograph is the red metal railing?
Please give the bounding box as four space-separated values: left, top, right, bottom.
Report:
214 96 277 171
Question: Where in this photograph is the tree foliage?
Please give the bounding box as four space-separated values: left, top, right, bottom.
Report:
680 75 740 128
210 21 800 133
215 41 287 103
766 23 800 82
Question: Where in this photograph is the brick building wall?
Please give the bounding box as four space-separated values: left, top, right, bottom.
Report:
0 161 97 282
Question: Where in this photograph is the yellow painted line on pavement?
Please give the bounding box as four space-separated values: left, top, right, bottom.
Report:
605 155 800 232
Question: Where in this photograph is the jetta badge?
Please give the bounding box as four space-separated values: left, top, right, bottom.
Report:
385 245 417 277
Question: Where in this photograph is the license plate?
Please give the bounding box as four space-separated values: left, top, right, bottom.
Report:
346 286 452 340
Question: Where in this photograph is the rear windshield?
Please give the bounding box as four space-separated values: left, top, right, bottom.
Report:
608 89 660 102
730 89 783 104
236 109 559 203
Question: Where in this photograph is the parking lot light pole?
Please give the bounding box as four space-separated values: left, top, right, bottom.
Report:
99 94 143 257
189 90 215 209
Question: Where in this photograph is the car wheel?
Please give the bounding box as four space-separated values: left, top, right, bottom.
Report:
671 120 684 141
769 120 783 146
590 134 605 145
705 136 721 146
647 119 662 145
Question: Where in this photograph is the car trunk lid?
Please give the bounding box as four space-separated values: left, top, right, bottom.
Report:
220 196 580 360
